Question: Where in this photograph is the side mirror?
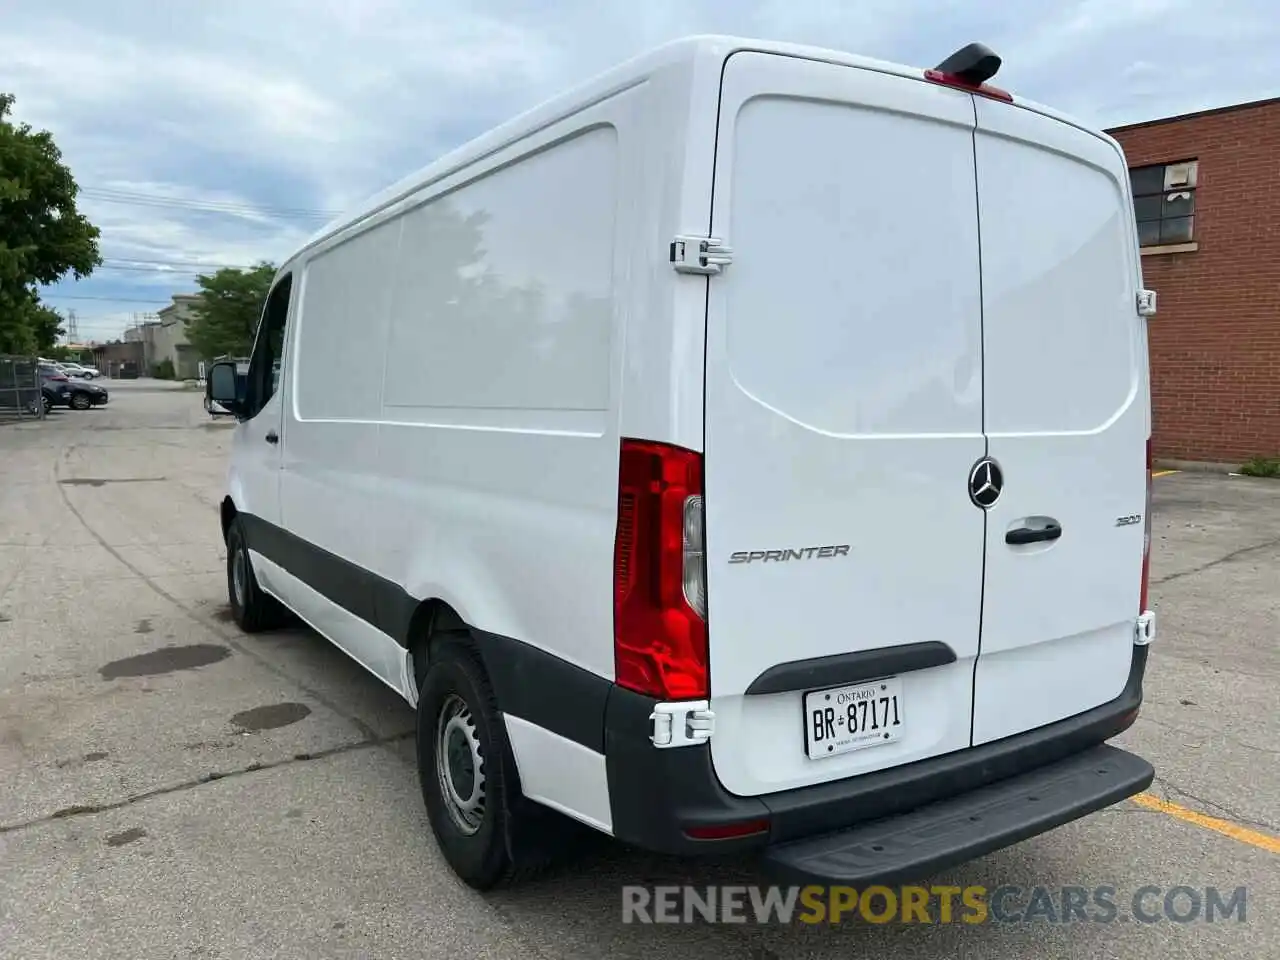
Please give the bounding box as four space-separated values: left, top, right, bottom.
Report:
207 361 245 417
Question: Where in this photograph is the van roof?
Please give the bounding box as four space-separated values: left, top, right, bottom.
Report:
286 34 1101 269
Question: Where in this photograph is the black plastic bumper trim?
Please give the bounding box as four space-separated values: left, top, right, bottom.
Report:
472 629 610 754
605 644 1148 856
745 641 957 696
763 743 1153 886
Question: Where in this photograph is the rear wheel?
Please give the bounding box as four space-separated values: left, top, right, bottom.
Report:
225 516 292 632
416 641 576 889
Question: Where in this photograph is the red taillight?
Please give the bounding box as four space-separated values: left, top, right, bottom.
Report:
613 439 708 701
923 68 1014 102
1140 438 1153 612
51 375 69 382
684 818 770 841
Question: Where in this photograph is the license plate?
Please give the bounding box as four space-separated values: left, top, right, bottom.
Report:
804 676 904 760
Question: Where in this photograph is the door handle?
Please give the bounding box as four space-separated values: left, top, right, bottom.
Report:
1006 521 1061 545
264 430 279 444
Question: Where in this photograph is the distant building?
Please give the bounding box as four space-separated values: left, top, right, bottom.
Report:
90 339 145 379
118 294 204 379
153 293 204 378
1107 97 1280 465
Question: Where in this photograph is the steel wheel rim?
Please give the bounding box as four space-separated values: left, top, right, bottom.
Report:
231 544 247 609
435 693 486 835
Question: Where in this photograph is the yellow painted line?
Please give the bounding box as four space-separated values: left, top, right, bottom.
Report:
1130 792 1280 854
1151 469 1179 477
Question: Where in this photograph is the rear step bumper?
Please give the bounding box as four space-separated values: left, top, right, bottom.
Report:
762 743 1153 886
604 645 1150 863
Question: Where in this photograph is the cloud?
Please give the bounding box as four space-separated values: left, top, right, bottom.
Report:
4 0 1275 340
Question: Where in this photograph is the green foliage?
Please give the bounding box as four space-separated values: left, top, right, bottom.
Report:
152 357 176 380
1239 457 1280 478
45 344 88 362
185 263 276 360
0 93 101 353
0 288 66 354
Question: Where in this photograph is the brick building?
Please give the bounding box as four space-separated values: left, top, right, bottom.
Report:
1108 97 1280 465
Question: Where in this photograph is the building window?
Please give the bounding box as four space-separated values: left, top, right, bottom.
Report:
1129 160 1197 246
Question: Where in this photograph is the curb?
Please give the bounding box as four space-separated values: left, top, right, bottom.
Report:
1153 459 1238 475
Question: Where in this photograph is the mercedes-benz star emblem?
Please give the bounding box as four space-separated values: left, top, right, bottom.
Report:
968 457 1003 508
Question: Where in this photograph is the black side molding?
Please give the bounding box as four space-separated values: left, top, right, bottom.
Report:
234 510 613 753
745 641 957 696
238 511 387 631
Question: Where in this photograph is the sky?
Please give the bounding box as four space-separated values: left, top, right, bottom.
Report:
4 0 1276 344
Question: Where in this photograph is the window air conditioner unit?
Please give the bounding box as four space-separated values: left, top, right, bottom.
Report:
1164 161 1198 190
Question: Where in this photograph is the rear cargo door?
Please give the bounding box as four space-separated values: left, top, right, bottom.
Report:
970 99 1149 745
702 52 986 798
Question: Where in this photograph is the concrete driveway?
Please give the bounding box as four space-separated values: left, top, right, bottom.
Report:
1 382 1275 958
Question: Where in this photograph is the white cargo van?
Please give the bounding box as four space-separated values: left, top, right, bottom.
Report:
207 36 1158 890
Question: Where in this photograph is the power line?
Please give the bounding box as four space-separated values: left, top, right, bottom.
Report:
75 258 259 278
76 324 159 331
95 265 211 275
83 185 328 213
97 260 251 274
102 257 252 268
55 316 116 323
74 320 158 328
81 187 339 221
40 294 172 304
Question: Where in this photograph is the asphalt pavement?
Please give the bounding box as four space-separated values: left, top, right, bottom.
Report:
0 381 1275 958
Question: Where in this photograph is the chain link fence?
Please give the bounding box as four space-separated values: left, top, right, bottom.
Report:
0 355 47 423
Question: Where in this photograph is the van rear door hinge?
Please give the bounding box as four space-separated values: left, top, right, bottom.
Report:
650 700 715 748
1137 289 1157 317
1135 610 1156 645
670 235 733 275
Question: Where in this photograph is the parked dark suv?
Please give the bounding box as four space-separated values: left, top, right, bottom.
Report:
38 365 109 410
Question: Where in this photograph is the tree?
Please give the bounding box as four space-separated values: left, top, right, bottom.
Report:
185 263 277 360
1 287 66 354
0 93 101 353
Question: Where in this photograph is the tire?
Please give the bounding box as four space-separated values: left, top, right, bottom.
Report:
416 641 572 890
70 392 90 410
225 516 292 632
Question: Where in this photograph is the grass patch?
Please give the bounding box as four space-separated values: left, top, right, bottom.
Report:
1238 457 1280 478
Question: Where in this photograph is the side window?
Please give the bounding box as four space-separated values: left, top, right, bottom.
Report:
247 274 292 416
